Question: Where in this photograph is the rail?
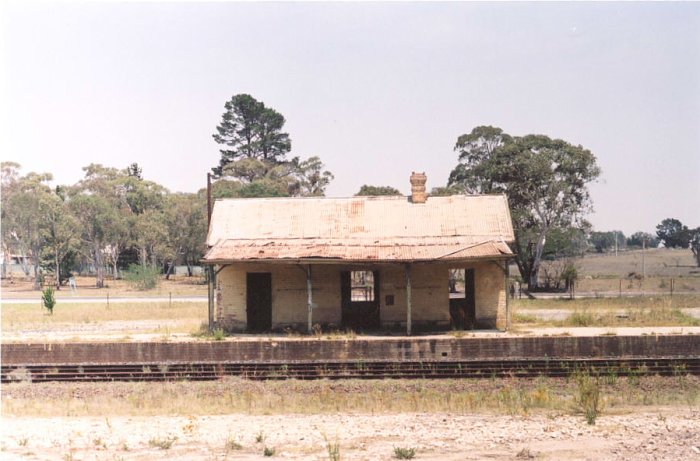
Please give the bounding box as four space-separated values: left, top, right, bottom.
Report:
3 357 698 383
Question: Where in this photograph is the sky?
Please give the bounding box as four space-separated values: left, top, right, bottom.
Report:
1 1 699 235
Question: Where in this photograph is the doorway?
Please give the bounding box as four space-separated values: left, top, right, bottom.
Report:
341 270 380 330
449 268 475 329
246 272 272 332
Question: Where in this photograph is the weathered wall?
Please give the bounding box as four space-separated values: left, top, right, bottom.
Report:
216 260 506 331
3 335 697 365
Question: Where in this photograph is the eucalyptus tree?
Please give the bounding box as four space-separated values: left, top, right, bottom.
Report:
448 126 601 289
0 165 55 288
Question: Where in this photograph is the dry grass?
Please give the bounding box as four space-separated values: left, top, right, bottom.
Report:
1 274 207 299
2 375 697 418
512 295 700 328
1 301 207 335
575 248 698 279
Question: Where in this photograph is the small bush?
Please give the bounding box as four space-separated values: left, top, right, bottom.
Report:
393 446 416 459
255 431 266 443
124 264 161 290
225 437 242 450
263 446 276 456
573 371 602 425
213 328 226 341
324 434 340 461
568 311 595 327
148 436 177 449
41 287 56 315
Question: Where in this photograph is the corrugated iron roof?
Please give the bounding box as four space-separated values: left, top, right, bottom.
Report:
204 194 515 263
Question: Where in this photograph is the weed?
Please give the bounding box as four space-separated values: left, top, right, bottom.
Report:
255 431 266 443
225 436 243 450
324 434 341 461
516 447 535 459
393 446 416 459
41 287 56 315
18 437 28 447
573 371 602 425
213 327 226 341
568 310 595 326
263 446 276 456
148 436 177 449
93 437 106 449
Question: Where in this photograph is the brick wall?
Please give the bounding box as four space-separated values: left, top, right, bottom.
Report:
3 335 697 365
216 260 506 331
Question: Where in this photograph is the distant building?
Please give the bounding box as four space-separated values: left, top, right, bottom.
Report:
203 173 515 334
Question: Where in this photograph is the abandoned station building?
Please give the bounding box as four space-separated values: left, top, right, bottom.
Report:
203 173 515 334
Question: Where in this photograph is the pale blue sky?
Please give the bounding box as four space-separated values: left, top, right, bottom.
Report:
2 1 699 235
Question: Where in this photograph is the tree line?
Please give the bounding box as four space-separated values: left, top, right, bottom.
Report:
3 93 697 291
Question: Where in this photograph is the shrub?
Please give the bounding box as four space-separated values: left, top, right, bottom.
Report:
148 436 176 449
124 264 160 290
393 447 416 459
573 371 602 425
263 446 276 456
41 287 56 315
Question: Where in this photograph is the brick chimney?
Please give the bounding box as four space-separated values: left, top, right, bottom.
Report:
410 172 427 203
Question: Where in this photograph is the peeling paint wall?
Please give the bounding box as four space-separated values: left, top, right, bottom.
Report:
216 260 506 331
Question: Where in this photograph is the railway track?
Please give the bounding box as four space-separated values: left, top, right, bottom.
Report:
3 357 699 383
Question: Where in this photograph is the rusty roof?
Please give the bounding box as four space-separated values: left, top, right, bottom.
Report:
204 194 515 263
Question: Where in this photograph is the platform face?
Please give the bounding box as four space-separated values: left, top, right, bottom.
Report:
2 335 698 365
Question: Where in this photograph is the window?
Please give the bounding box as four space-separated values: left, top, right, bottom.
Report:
351 270 374 302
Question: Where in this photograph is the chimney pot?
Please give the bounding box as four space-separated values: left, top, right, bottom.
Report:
410 171 427 203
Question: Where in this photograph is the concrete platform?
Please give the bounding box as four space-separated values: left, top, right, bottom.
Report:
3 333 698 366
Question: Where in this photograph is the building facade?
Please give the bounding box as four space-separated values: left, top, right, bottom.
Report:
203 173 515 334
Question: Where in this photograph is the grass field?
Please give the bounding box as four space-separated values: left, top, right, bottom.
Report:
1 274 207 299
3 375 698 418
1 301 207 337
511 295 700 328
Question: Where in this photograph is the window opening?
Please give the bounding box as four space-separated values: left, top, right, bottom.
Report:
351 270 374 302
449 269 465 299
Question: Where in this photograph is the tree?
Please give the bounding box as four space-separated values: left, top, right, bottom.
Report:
165 192 208 277
589 231 625 253
627 232 658 249
690 228 700 267
40 193 80 288
656 218 690 248
212 94 291 177
1 166 55 289
355 185 402 196
448 127 601 289
286 156 334 197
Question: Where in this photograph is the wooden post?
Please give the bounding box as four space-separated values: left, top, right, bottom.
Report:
207 173 213 228
671 278 674 297
207 265 215 330
619 279 622 298
405 263 412 336
306 265 313 334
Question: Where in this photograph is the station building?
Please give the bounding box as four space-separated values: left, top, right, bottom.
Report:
203 173 515 334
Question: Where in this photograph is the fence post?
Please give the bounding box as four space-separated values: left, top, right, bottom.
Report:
671 278 674 297
619 279 622 298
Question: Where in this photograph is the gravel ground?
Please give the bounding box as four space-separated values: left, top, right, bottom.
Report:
2 410 699 460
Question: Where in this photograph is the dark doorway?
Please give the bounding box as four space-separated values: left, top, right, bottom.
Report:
341 270 380 331
449 268 475 329
246 273 272 332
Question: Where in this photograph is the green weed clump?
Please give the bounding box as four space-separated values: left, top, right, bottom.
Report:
393 446 416 459
573 371 602 425
41 287 56 315
148 436 177 449
263 446 276 456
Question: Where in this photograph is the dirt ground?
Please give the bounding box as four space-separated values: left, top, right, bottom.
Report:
2 409 699 460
